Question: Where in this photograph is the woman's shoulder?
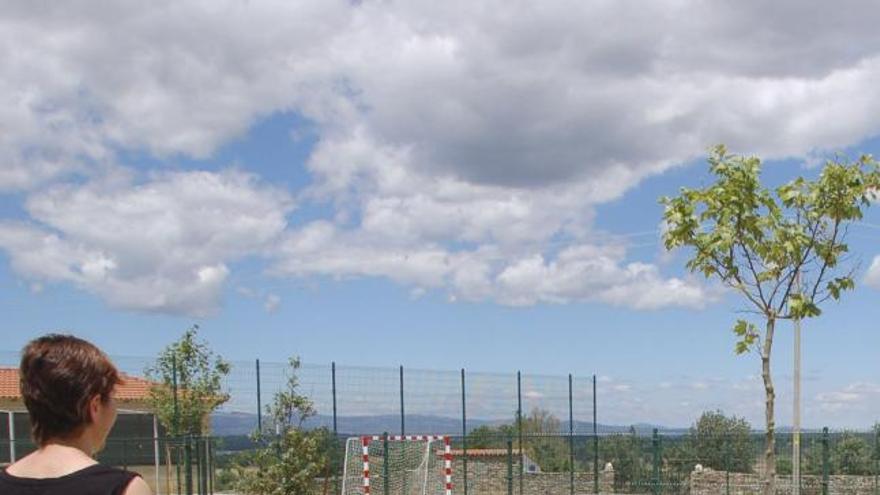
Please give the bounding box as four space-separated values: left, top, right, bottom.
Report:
1 463 145 494
3 450 99 479
121 474 152 495
73 464 145 494
90 465 148 495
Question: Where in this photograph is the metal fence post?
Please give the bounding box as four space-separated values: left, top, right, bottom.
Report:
873 426 879 495
152 414 160 495
208 438 214 495
383 432 390 495
185 435 193 495
201 437 209 495
569 373 574 495
172 356 181 495
332 362 338 435
332 362 339 495
399 366 406 495
652 429 661 495
461 368 468 495
593 374 599 495
725 434 731 495
7 411 15 464
517 371 523 495
822 427 829 495
193 437 201 495
5 412 12 464
399 365 405 436
203 438 210 495
255 359 262 434
507 438 514 495
172 355 179 432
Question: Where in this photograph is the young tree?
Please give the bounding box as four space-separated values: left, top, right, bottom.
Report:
796 431 874 476
689 410 754 473
521 408 570 472
662 146 880 494
465 410 569 471
831 432 873 475
235 357 331 495
600 426 647 491
466 424 515 449
874 422 880 463
146 325 231 436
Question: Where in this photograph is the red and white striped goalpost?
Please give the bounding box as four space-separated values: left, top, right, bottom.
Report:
360 435 453 495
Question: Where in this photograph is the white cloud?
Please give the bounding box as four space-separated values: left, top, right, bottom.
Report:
6 1 880 190
865 256 880 288
264 293 282 313
816 391 862 404
0 170 292 316
731 376 763 392
814 382 880 417
274 222 715 308
523 390 544 400
6 0 880 191
236 286 258 298
5 1 880 310
272 129 714 308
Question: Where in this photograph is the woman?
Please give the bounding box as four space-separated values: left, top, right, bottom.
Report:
0 334 152 495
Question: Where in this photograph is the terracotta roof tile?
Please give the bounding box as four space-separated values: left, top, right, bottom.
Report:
0 367 17 400
116 373 156 402
0 367 155 402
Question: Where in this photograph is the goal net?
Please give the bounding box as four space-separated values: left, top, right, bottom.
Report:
341 435 453 495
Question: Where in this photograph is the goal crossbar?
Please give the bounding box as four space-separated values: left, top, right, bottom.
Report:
358 435 453 495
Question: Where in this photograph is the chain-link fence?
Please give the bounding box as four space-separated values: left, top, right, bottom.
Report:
0 351 605 438
3 430 880 494
2 350 880 493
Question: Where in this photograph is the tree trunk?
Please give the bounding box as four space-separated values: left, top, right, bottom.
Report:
761 317 776 495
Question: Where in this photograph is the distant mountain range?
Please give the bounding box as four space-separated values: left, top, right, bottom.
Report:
211 411 679 437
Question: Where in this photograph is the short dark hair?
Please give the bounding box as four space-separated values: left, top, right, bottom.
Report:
20 334 121 445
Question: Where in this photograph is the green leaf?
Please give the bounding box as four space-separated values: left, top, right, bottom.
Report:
790 294 823 319
732 320 758 355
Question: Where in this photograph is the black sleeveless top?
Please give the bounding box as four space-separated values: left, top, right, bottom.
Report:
0 464 140 495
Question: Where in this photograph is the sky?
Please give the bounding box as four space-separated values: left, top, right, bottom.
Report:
1 0 880 429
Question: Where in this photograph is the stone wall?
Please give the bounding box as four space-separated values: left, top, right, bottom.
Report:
690 467 880 495
453 462 878 494
449 458 615 495
334 458 880 494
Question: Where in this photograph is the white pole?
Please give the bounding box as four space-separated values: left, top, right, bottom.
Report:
8 411 15 463
793 272 802 495
153 413 161 495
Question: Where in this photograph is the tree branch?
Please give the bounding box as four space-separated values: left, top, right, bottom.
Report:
808 218 842 303
691 240 768 313
739 240 769 308
776 215 822 315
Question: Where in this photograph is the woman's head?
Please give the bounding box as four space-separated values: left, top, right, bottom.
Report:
20 334 121 450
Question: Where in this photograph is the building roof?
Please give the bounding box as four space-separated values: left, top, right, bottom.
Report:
0 367 155 402
0 368 17 400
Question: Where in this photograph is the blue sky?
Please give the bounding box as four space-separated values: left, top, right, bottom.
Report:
2 1 880 429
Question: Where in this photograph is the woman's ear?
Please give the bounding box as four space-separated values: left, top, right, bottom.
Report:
88 394 103 423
